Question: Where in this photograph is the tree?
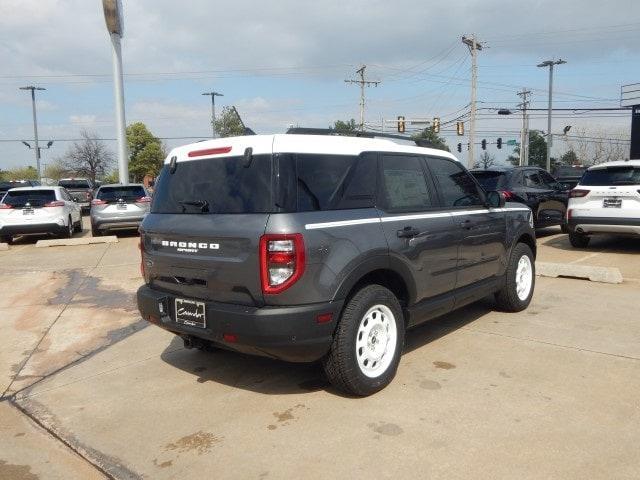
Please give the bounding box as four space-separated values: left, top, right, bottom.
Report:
506 130 549 168
3 166 39 181
566 127 629 165
333 119 357 133
127 122 166 181
412 128 450 151
103 170 119 184
474 151 495 169
59 130 113 182
213 106 245 138
558 149 579 166
43 161 68 182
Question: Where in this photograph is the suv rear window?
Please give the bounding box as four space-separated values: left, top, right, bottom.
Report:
471 171 507 190
580 166 640 186
59 180 91 189
2 189 56 207
97 186 146 202
151 155 272 214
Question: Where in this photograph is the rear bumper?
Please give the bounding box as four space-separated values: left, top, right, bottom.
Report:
568 217 640 235
137 285 342 363
0 222 66 236
92 215 144 231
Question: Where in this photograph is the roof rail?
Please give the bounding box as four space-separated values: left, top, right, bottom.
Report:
285 127 434 148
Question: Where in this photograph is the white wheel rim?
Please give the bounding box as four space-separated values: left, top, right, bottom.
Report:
515 254 533 301
355 304 397 378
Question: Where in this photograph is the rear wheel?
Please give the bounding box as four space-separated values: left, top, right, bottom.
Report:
569 232 590 248
322 284 405 396
561 223 570 234
74 218 82 233
0 235 11 245
91 225 101 237
494 242 535 312
64 217 74 238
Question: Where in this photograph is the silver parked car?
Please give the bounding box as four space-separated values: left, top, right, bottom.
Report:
90 184 151 236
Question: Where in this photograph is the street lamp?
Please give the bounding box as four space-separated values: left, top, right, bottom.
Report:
102 0 128 184
537 59 567 171
202 91 224 138
19 86 46 180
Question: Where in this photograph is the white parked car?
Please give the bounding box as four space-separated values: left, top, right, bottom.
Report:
0 186 82 244
566 159 640 247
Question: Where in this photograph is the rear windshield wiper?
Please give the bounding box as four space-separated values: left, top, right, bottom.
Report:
178 199 210 213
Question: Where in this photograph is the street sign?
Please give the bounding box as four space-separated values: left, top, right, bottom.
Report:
621 83 640 107
506 139 517 146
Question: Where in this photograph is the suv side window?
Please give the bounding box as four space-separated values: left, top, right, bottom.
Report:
539 170 560 189
427 157 484 208
380 155 434 212
524 171 543 188
295 153 375 211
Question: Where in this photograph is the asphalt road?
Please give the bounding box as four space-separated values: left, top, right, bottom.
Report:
1 223 639 479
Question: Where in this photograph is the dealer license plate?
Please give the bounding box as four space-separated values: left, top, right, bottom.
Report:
174 298 206 328
603 198 622 208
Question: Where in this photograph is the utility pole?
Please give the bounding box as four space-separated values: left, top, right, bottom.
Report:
202 91 223 138
345 65 380 131
19 86 45 180
102 0 129 184
462 35 484 168
537 59 567 171
517 89 531 166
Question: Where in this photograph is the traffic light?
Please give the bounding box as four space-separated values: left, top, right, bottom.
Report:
497 137 502 149
432 117 440 134
457 143 462 153
397 116 405 133
456 121 464 136
481 139 487 150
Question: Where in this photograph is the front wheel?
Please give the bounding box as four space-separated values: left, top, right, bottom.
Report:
322 284 405 396
494 242 535 312
0 235 11 245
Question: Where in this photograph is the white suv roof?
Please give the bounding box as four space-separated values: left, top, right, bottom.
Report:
587 159 640 170
6 186 62 192
167 134 460 164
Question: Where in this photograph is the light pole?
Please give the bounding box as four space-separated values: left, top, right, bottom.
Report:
537 59 567 171
102 0 128 184
19 86 46 179
202 91 223 138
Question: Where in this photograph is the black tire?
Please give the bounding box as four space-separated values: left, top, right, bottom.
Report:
74 219 82 233
91 226 101 237
322 284 405 397
0 235 11 245
64 217 74 238
494 242 535 312
569 232 590 248
560 223 570 234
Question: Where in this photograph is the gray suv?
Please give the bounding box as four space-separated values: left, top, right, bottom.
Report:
137 130 536 396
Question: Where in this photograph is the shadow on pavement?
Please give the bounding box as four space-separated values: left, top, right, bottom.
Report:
541 233 640 253
159 297 493 397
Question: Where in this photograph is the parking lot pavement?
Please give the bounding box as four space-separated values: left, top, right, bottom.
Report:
1 228 639 479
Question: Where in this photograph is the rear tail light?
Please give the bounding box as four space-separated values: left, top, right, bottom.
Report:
569 189 589 198
44 201 65 207
259 234 305 294
135 196 152 203
567 209 572 220
499 190 516 200
0 203 12 209
91 199 106 206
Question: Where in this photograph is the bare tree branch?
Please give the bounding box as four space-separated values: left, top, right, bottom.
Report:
60 130 114 182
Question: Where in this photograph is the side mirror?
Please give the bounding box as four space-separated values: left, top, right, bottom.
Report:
486 190 505 208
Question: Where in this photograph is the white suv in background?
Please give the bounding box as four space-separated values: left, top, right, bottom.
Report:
567 159 640 247
0 186 82 244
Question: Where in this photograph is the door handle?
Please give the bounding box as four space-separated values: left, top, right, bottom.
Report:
397 226 420 238
459 219 472 229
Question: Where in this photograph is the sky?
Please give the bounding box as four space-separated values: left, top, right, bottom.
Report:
1 0 639 172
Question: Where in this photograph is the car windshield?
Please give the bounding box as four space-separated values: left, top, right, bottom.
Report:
580 166 640 186
59 180 90 189
97 186 146 202
470 171 507 191
2 189 56 207
151 155 272 214
554 166 586 178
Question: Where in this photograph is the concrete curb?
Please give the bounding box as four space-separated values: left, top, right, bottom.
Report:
536 261 623 284
0 242 8 251
35 236 119 248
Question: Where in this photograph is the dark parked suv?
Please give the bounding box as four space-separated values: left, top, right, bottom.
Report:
137 130 536 396
470 166 569 229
